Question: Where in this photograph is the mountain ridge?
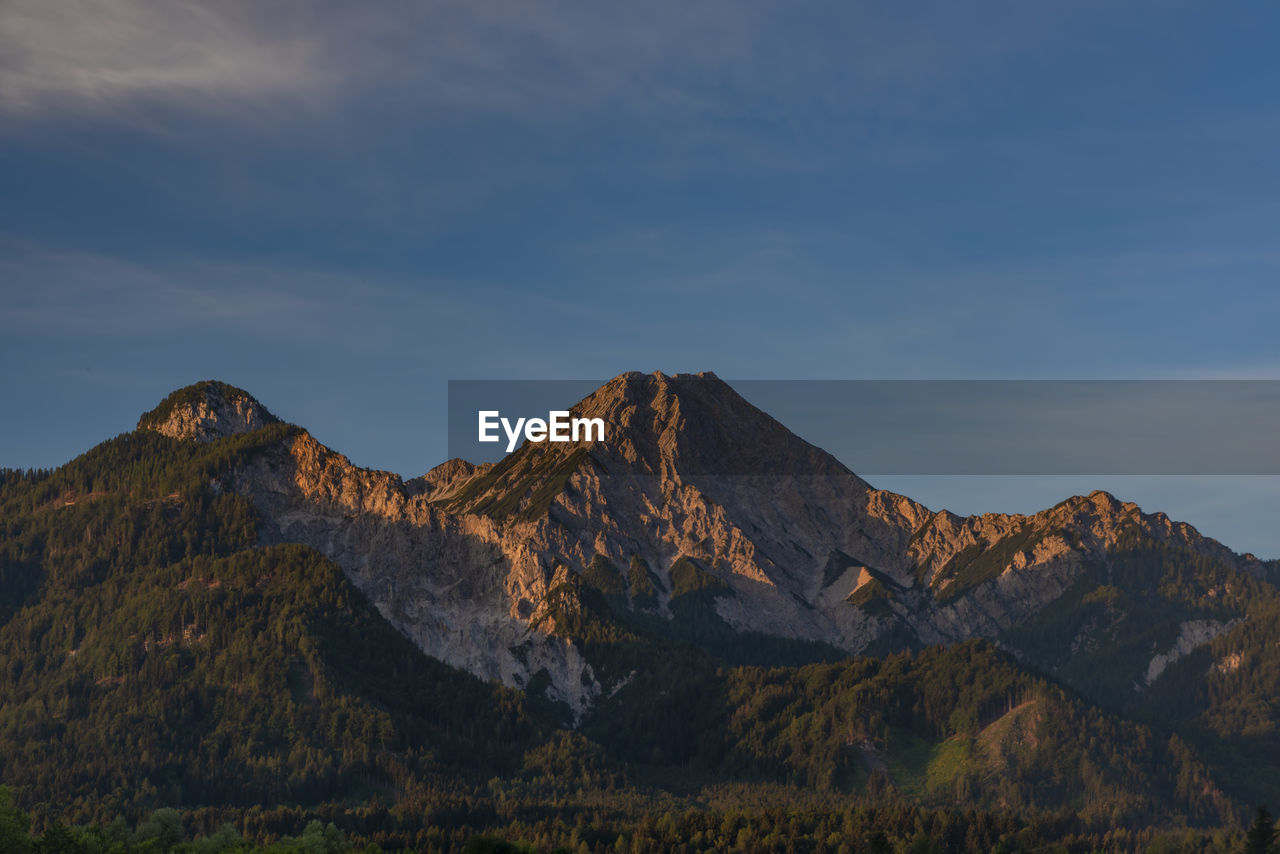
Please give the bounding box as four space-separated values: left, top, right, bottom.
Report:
135 372 1276 721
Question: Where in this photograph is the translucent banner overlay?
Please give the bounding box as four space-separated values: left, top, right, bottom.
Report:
448 379 1280 475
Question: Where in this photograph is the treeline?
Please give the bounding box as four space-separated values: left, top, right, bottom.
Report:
0 467 54 489
1 789 364 853
1 785 1248 853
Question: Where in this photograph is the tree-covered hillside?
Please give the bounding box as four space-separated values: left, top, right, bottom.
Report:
0 428 542 832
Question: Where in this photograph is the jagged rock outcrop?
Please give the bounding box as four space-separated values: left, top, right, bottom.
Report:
139 372 1267 716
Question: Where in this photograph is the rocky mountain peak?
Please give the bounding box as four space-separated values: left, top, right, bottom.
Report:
138 380 279 442
439 369 870 530
569 370 858 479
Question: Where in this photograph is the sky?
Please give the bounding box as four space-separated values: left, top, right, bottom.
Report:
3 1 1280 553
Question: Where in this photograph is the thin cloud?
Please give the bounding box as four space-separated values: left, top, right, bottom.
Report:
0 0 761 122
0 0 1097 127
0 0 332 117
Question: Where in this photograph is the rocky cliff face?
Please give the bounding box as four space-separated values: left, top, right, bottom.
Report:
141 372 1272 716
224 432 602 714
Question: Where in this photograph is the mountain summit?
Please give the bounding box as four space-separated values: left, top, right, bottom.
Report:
566 370 858 478
138 380 279 442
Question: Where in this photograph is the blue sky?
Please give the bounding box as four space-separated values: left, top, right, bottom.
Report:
4 2 1280 553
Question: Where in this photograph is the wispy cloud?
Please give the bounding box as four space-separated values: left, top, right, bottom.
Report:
0 0 1097 127
0 0 754 121
0 0 334 117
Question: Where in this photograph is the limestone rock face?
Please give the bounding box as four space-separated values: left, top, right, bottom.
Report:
1144 619 1238 687
144 371 1269 716
139 381 278 442
227 431 602 715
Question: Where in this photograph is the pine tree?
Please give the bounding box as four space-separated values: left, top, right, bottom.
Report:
1244 806 1275 854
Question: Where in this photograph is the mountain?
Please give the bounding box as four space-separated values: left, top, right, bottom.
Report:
146 374 1280 807
3 372 1280 848
189 372 1272 718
